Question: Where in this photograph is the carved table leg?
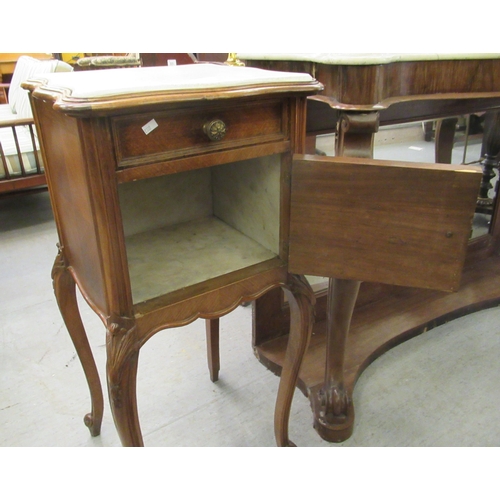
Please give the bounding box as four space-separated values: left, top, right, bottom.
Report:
477 111 500 213
308 111 378 442
435 117 458 164
205 318 220 382
336 112 378 158
51 247 104 437
274 274 315 447
310 279 361 442
106 316 143 446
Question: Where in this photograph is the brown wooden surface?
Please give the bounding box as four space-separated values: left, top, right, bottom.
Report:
0 84 7 104
256 252 500 396
289 155 481 292
0 100 47 197
0 53 52 79
112 98 286 169
243 58 500 109
244 57 500 136
205 318 220 382
140 53 197 66
196 54 229 63
249 55 500 443
0 174 47 194
27 67 322 447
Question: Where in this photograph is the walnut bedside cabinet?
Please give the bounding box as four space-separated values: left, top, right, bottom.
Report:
24 64 323 446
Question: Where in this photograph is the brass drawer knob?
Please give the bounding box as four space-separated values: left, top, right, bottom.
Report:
203 119 227 141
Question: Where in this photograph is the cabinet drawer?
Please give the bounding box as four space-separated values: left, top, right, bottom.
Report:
112 99 287 169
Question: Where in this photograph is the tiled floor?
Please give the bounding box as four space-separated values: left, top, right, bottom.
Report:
1 125 499 448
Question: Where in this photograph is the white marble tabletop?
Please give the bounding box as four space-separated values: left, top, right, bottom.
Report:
237 53 500 65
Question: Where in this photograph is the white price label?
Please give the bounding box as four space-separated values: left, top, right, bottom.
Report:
142 119 159 135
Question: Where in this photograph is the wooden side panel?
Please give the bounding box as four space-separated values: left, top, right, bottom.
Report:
32 98 108 314
288 155 482 292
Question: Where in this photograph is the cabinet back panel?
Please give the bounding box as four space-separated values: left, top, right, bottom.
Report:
212 155 281 255
118 169 213 237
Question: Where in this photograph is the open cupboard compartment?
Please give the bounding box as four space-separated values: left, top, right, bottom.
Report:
118 154 283 305
118 150 482 308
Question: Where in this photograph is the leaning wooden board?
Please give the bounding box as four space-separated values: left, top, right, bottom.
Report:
288 154 481 292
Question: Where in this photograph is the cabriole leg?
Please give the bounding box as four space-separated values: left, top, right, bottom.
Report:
274 274 315 447
51 247 104 437
205 318 220 382
310 278 361 442
106 317 143 446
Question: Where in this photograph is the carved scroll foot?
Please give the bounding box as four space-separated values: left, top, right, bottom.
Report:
274 274 315 447
51 248 103 437
310 278 361 442
106 317 143 446
310 385 355 442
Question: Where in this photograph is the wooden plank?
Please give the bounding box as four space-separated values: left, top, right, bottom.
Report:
255 253 500 394
288 154 481 292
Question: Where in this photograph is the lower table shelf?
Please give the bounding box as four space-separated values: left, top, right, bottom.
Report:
255 252 500 400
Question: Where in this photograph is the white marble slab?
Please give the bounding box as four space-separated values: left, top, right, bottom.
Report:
26 63 315 99
238 53 500 65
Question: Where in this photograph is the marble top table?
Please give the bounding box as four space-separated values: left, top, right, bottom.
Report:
238 52 500 65
240 52 500 444
238 53 500 125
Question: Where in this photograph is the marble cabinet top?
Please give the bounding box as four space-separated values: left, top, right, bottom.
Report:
23 63 317 99
237 53 500 65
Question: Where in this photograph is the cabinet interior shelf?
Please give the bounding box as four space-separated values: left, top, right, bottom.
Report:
126 216 278 304
118 154 282 305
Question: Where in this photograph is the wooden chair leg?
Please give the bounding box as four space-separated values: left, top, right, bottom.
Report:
205 318 220 382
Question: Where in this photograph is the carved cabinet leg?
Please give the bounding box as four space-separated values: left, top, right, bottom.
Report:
106 317 143 446
205 318 220 382
274 275 315 447
51 248 104 437
310 279 361 442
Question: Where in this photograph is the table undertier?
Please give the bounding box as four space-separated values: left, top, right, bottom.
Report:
255 253 500 395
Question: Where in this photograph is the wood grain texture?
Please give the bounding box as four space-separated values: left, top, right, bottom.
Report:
243 58 500 109
28 64 319 447
112 98 286 168
255 252 500 396
289 155 482 292
249 54 500 444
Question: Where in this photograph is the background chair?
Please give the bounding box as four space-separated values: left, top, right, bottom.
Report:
76 53 141 70
0 55 72 195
